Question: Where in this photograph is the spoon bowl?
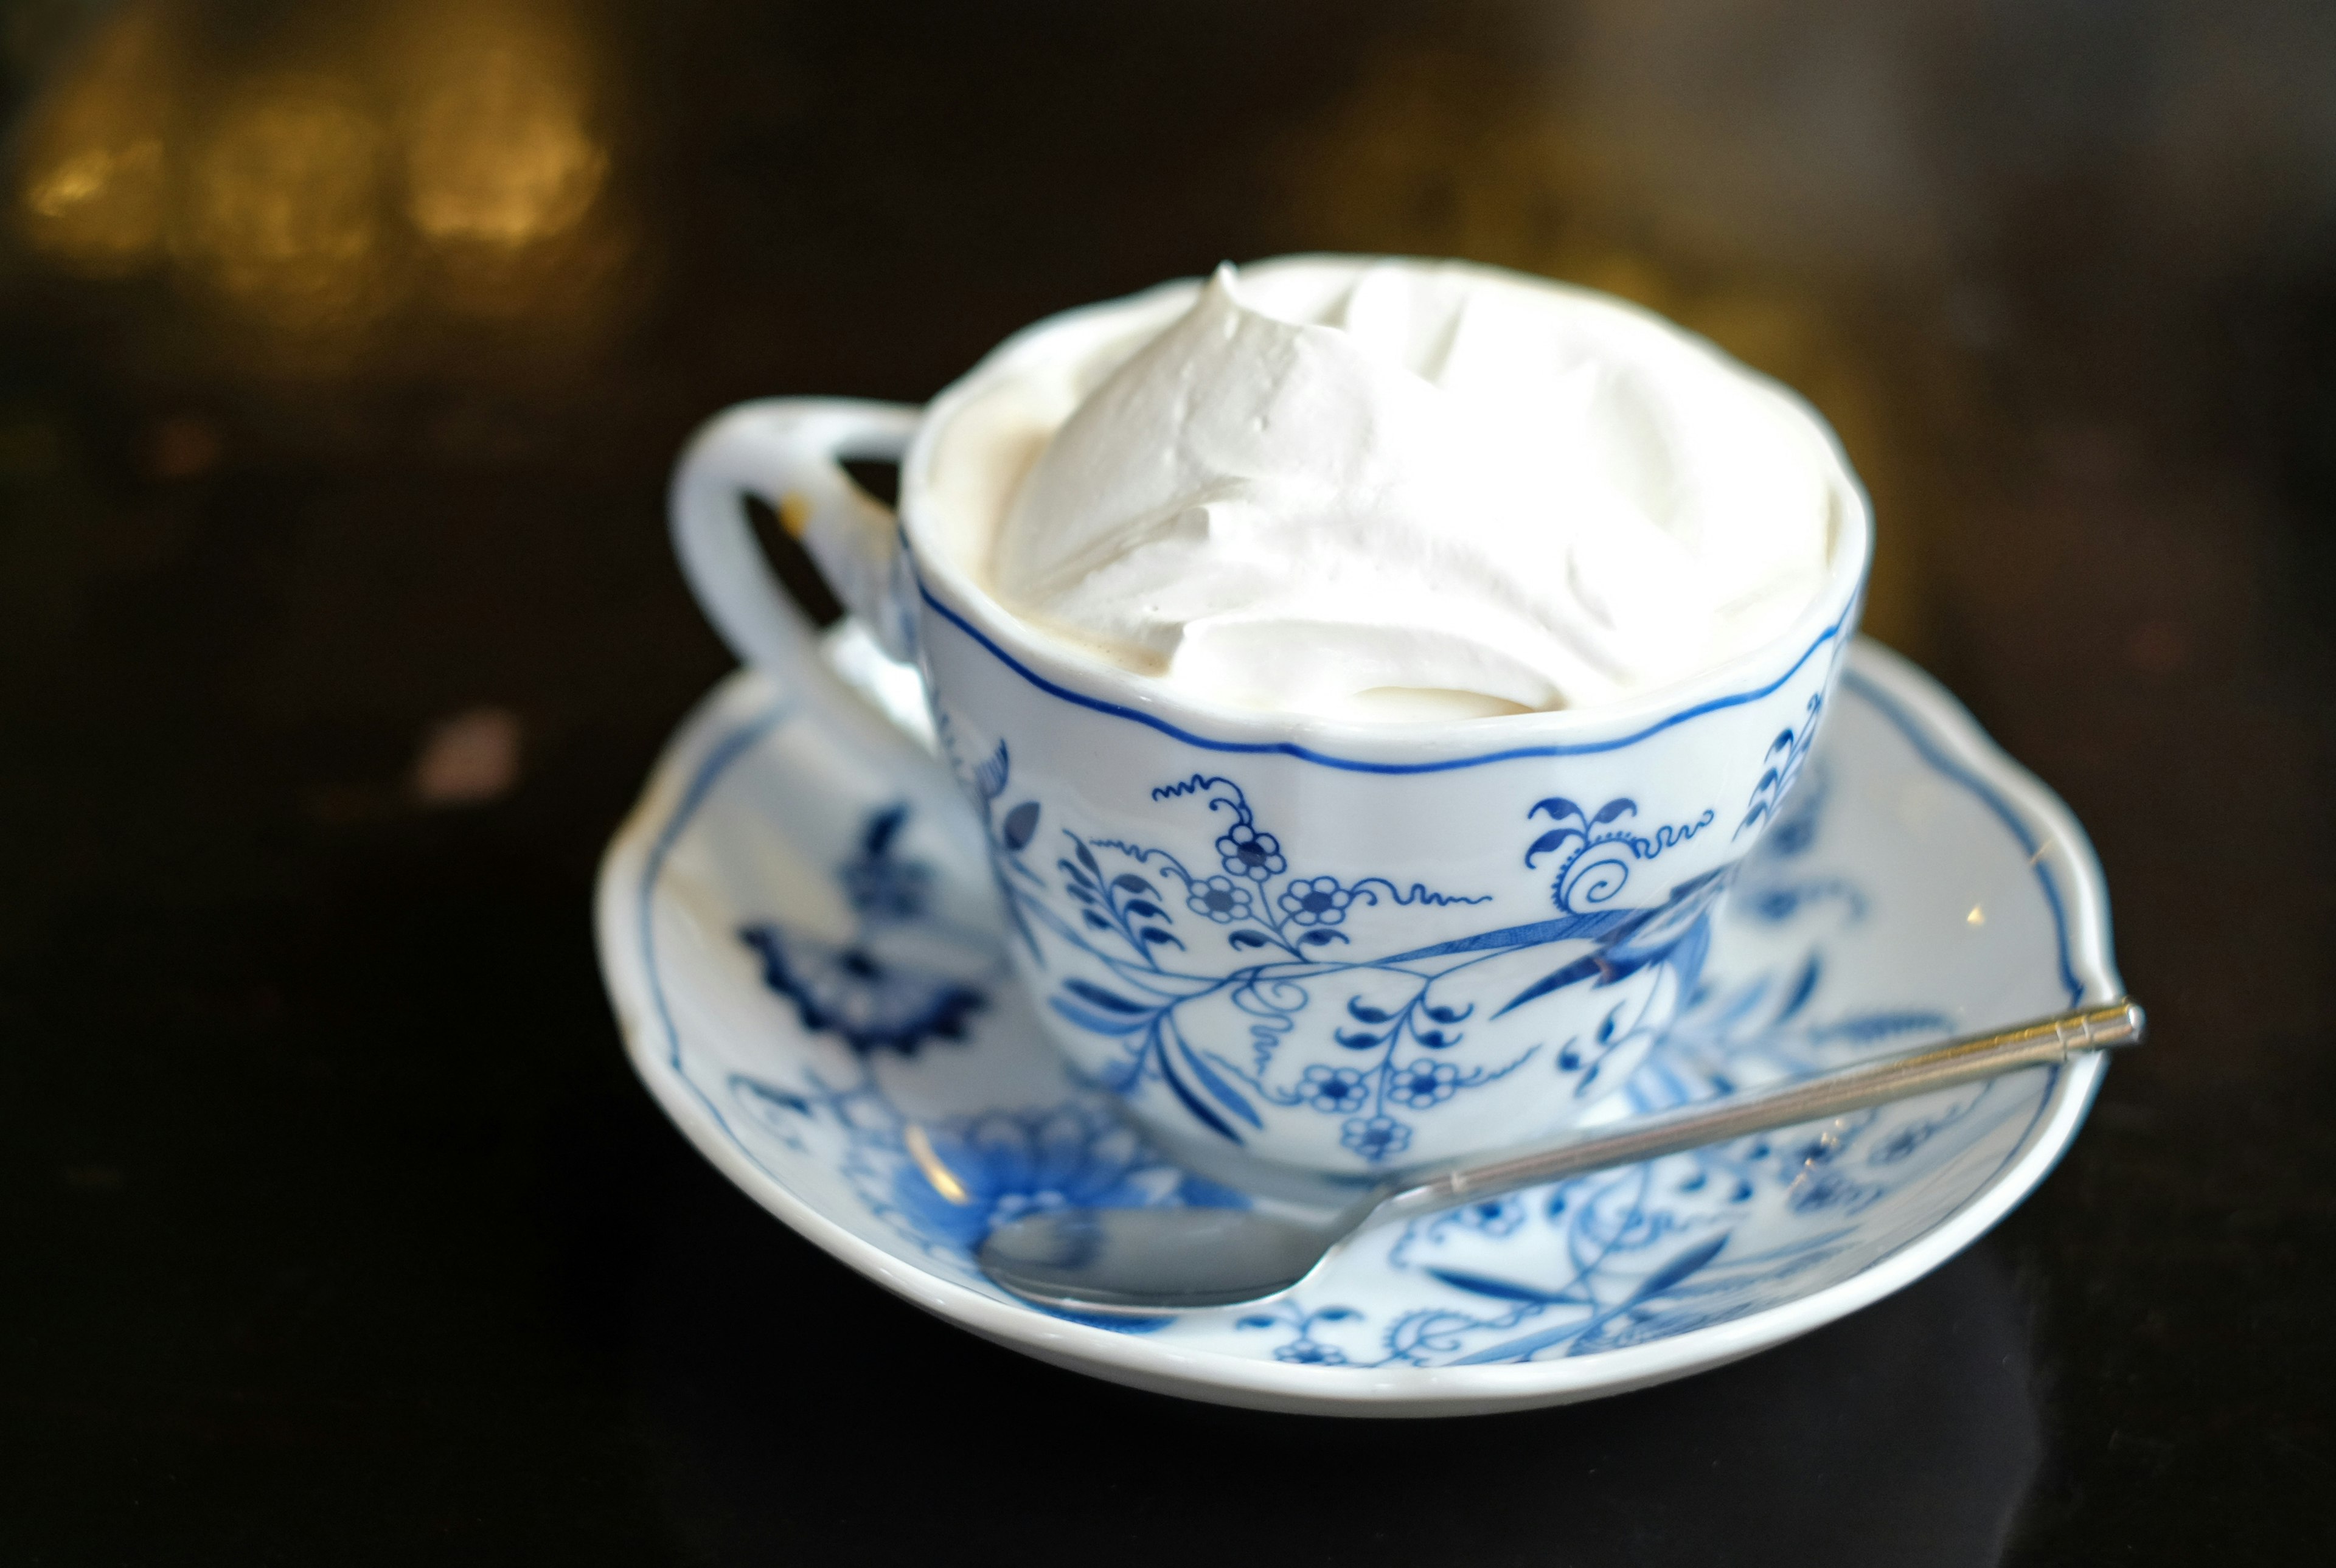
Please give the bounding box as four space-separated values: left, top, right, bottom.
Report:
981 1206 1341 1314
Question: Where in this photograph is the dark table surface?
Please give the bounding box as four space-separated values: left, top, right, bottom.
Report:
5 1 2333 1562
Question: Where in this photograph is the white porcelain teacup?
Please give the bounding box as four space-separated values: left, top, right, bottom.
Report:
670 258 1871 1178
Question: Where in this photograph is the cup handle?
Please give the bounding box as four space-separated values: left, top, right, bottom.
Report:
670 397 944 765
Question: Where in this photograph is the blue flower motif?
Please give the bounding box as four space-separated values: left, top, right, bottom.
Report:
1787 1169 1881 1214
1452 1197 1526 1236
841 858 931 923
891 1106 1242 1253
740 924 983 1057
839 804 931 922
1273 1339 1348 1365
1215 822 1285 881
1186 875 1254 924
1341 1114 1412 1162
1298 1064 1370 1112
1278 876 1354 927
1385 1059 1460 1108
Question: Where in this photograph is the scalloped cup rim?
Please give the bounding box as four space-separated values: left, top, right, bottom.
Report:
594 640 2120 1417
896 255 1876 762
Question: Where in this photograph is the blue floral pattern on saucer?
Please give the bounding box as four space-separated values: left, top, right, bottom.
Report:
598 639 2119 1412
736 805 984 1056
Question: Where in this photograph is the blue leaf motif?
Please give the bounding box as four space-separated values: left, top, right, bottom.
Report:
1064 979 1149 1013
1495 954 1606 1018
1524 828 1574 867
1049 999 1152 1036
1158 1052 1242 1143
736 1080 811 1117
861 805 907 855
1777 956 1820 1022
1629 1235 1728 1302
1346 999 1392 1024
1592 799 1638 824
1228 930 1270 949
1177 1038 1265 1128
1114 874 1156 895
1529 796 1584 823
1427 1268 1573 1304
1000 801 1040 851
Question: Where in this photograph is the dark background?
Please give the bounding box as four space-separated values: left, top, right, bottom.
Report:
4 1 2332 1561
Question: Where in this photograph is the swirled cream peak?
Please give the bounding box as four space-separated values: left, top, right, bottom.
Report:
950 258 1839 721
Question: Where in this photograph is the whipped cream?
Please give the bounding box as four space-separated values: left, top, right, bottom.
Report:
928 257 1843 722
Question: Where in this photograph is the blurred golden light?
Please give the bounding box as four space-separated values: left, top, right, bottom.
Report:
15 0 633 370
404 40 606 251
13 4 174 274
24 140 164 231
180 80 388 328
379 1 628 328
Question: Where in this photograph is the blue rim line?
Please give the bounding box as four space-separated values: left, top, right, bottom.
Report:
639 704 793 1185
916 581 1859 772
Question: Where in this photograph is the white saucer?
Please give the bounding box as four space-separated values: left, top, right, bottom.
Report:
594 637 2120 1417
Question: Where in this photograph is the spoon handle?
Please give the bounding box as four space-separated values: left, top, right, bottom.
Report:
1371 999 2144 1227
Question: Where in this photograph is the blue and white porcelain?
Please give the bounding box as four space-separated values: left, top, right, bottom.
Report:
594 634 2120 1415
667 265 1874 1172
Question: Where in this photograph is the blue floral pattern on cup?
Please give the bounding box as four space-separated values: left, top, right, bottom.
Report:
942 730 1781 1164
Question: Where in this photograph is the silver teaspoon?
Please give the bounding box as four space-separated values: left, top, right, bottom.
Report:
979 998 2144 1316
